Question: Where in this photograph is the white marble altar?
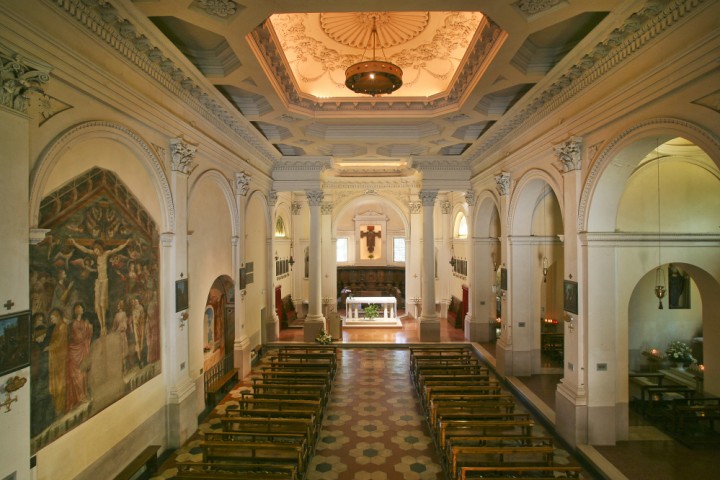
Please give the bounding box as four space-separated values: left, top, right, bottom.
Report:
344 296 402 327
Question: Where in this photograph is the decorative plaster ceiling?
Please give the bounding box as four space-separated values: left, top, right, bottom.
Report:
132 0 637 168
267 11 482 99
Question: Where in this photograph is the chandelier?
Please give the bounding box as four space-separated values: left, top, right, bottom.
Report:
345 18 403 96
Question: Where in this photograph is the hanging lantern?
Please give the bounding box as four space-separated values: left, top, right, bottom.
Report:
449 242 456 268
289 243 295 269
654 266 666 309
542 257 548 283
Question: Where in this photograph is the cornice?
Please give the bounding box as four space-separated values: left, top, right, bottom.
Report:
466 0 707 163
47 0 278 166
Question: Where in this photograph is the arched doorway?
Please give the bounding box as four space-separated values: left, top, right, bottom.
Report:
202 275 236 408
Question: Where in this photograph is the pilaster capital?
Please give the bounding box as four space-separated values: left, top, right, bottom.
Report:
321 202 333 215
494 172 511 196
291 201 302 215
440 200 452 214
554 136 583 173
408 201 422 214
419 190 437 207
160 232 174 247
268 190 278 206
235 172 251 196
0 51 50 114
169 138 197 174
465 190 477 207
306 190 324 207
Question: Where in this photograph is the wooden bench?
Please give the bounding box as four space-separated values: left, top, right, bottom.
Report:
251 382 329 406
201 440 305 471
431 403 522 429
460 465 583 479
176 462 297 480
641 385 696 416
220 416 316 444
113 445 160 480
424 386 506 411
451 444 555 479
664 397 720 432
438 418 535 446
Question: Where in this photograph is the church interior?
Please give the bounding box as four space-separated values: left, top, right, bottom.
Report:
0 0 718 479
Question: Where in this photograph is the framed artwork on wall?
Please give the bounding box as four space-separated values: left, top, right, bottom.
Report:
0 310 31 376
238 267 246 290
175 278 189 312
500 267 508 291
564 280 578 314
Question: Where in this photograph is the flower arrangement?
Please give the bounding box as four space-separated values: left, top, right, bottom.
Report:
363 304 380 320
315 328 333 345
665 341 695 364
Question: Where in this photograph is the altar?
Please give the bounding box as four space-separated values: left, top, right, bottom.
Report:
344 296 402 328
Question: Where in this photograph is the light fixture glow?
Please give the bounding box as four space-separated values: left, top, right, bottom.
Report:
345 17 403 96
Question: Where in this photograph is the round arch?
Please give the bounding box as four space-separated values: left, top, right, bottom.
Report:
580 118 720 232
508 169 562 236
189 169 239 238
473 189 500 238
30 120 174 232
331 192 410 236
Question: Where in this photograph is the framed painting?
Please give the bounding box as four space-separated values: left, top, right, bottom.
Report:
175 278 189 312
238 267 246 290
500 267 508 291
564 280 578 314
668 264 690 309
0 310 31 376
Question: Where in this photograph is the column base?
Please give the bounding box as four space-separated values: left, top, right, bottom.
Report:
304 316 326 342
419 317 440 342
464 315 496 342
234 335 252 379
264 312 279 343
166 378 198 448
555 380 588 447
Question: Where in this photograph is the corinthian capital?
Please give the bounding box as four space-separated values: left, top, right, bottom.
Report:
419 190 437 207
170 138 197 174
494 172 511 196
554 136 583 173
235 172 251 196
465 190 477 207
0 51 50 114
306 190 324 206
268 190 278 206
408 201 422 214
321 202 333 215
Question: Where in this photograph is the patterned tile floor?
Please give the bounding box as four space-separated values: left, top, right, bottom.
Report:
151 348 591 480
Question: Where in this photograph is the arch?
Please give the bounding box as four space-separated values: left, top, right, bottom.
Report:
189 169 239 238
579 118 720 232
508 169 562 236
30 121 174 232
332 192 410 236
473 189 500 238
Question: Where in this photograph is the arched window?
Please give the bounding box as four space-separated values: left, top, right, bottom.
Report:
455 213 468 238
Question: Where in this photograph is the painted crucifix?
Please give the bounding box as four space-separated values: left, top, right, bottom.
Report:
360 226 381 254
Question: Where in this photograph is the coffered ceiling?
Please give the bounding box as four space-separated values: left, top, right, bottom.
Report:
130 0 636 173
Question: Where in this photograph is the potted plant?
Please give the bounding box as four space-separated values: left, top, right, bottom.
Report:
363 303 380 320
665 340 695 369
315 328 333 345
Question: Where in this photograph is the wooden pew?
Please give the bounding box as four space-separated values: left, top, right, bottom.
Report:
200 440 305 471
113 445 160 480
220 416 316 445
460 465 583 479
176 462 297 480
641 385 696 416
438 418 535 447
450 444 555 480
258 370 331 387
251 382 329 406
433 408 526 431
204 430 310 464
423 386 506 411
664 397 720 432
429 394 516 425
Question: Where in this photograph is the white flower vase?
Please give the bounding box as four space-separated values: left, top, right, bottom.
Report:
675 362 685 371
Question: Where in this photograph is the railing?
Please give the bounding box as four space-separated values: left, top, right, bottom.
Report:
204 353 236 402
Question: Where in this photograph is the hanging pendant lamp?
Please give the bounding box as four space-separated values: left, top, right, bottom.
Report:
345 18 403 96
653 139 665 309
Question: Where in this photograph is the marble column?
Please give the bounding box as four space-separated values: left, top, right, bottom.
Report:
407 200 422 316
233 172 251 378
165 138 198 447
419 190 440 341
304 190 326 341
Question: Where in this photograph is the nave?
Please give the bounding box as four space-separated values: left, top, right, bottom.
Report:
150 346 596 480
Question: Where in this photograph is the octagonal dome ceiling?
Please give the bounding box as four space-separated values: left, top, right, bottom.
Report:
266 11 485 99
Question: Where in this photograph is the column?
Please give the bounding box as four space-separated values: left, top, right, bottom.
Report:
304 190 326 341
439 196 452 317
291 201 303 314
407 200 422 316
264 190 280 342
419 190 440 341
553 137 590 447
165 138 198 447
493 172 514 375
233 173 251 378
321 201 336 313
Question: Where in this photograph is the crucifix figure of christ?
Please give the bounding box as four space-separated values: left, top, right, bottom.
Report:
360 226 381 254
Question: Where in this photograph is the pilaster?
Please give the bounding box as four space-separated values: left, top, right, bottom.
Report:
493 172 514 375
264 190 280 342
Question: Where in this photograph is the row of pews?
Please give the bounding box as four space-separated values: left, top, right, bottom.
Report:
174 345 338 480
410 346 584 480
